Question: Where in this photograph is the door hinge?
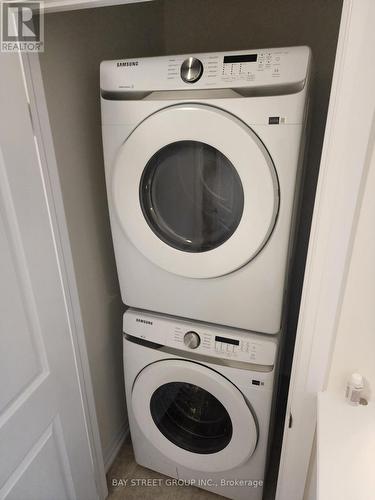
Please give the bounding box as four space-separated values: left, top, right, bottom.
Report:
288 412 293 428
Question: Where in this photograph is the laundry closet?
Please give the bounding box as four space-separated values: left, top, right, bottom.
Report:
32 0 343 497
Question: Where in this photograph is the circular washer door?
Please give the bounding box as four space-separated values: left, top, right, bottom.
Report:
131 359 258 472
112 104 279 278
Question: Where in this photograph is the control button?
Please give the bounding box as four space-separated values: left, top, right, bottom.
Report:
184 331 201 349
180 57 203 83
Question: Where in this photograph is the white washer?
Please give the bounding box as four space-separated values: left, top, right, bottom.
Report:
123 309 278 500
101 46 311 334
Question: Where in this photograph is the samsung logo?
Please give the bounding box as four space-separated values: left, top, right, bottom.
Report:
136 318 153 325
117 61 139 67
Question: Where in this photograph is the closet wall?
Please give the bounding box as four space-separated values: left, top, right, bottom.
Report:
159 0 343 374
39 0 342 465
39 1 164 463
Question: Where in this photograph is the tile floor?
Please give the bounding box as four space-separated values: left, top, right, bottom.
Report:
106 438 219 499
106 437 278 499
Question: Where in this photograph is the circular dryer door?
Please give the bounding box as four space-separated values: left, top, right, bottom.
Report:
112 104 279 278
131 359 258 472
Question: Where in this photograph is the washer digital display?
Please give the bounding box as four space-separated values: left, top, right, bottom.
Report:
215 336 240 346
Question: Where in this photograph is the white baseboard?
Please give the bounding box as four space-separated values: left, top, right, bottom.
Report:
103 423 129 472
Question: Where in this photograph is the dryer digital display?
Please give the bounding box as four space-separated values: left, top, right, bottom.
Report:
223 54 258 63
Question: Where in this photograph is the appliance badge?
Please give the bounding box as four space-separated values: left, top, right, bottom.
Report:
117 61 139 67
136 318 153 326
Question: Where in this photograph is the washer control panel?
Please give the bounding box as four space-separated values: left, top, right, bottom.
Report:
124 309 277 367
101 45 310 95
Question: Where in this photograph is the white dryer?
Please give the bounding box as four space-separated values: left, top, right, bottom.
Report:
101 46 311 334
123 309 278 500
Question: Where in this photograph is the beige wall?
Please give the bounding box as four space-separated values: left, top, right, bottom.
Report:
328 129 375 399
159 0 343 373
39 1 164 461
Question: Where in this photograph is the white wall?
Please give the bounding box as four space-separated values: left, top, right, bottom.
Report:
304 119 375 500
327 128 375 400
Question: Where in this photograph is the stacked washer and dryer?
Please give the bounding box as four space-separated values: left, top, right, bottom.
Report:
100 46 311 500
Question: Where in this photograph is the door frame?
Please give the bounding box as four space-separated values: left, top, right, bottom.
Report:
276 0 375 498
21 53 108 499
42 0 150 13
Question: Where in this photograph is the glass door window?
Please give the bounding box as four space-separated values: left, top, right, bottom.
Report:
131 359 258 471
140 141 244 253
150 381 233 454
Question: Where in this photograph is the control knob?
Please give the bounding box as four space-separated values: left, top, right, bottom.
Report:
183 331 201 349
180 57 203 83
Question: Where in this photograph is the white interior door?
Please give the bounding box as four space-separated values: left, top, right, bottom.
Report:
0 52 101 499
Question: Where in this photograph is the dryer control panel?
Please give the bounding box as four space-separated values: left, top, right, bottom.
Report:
101 45 311 97
123 309 277 368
